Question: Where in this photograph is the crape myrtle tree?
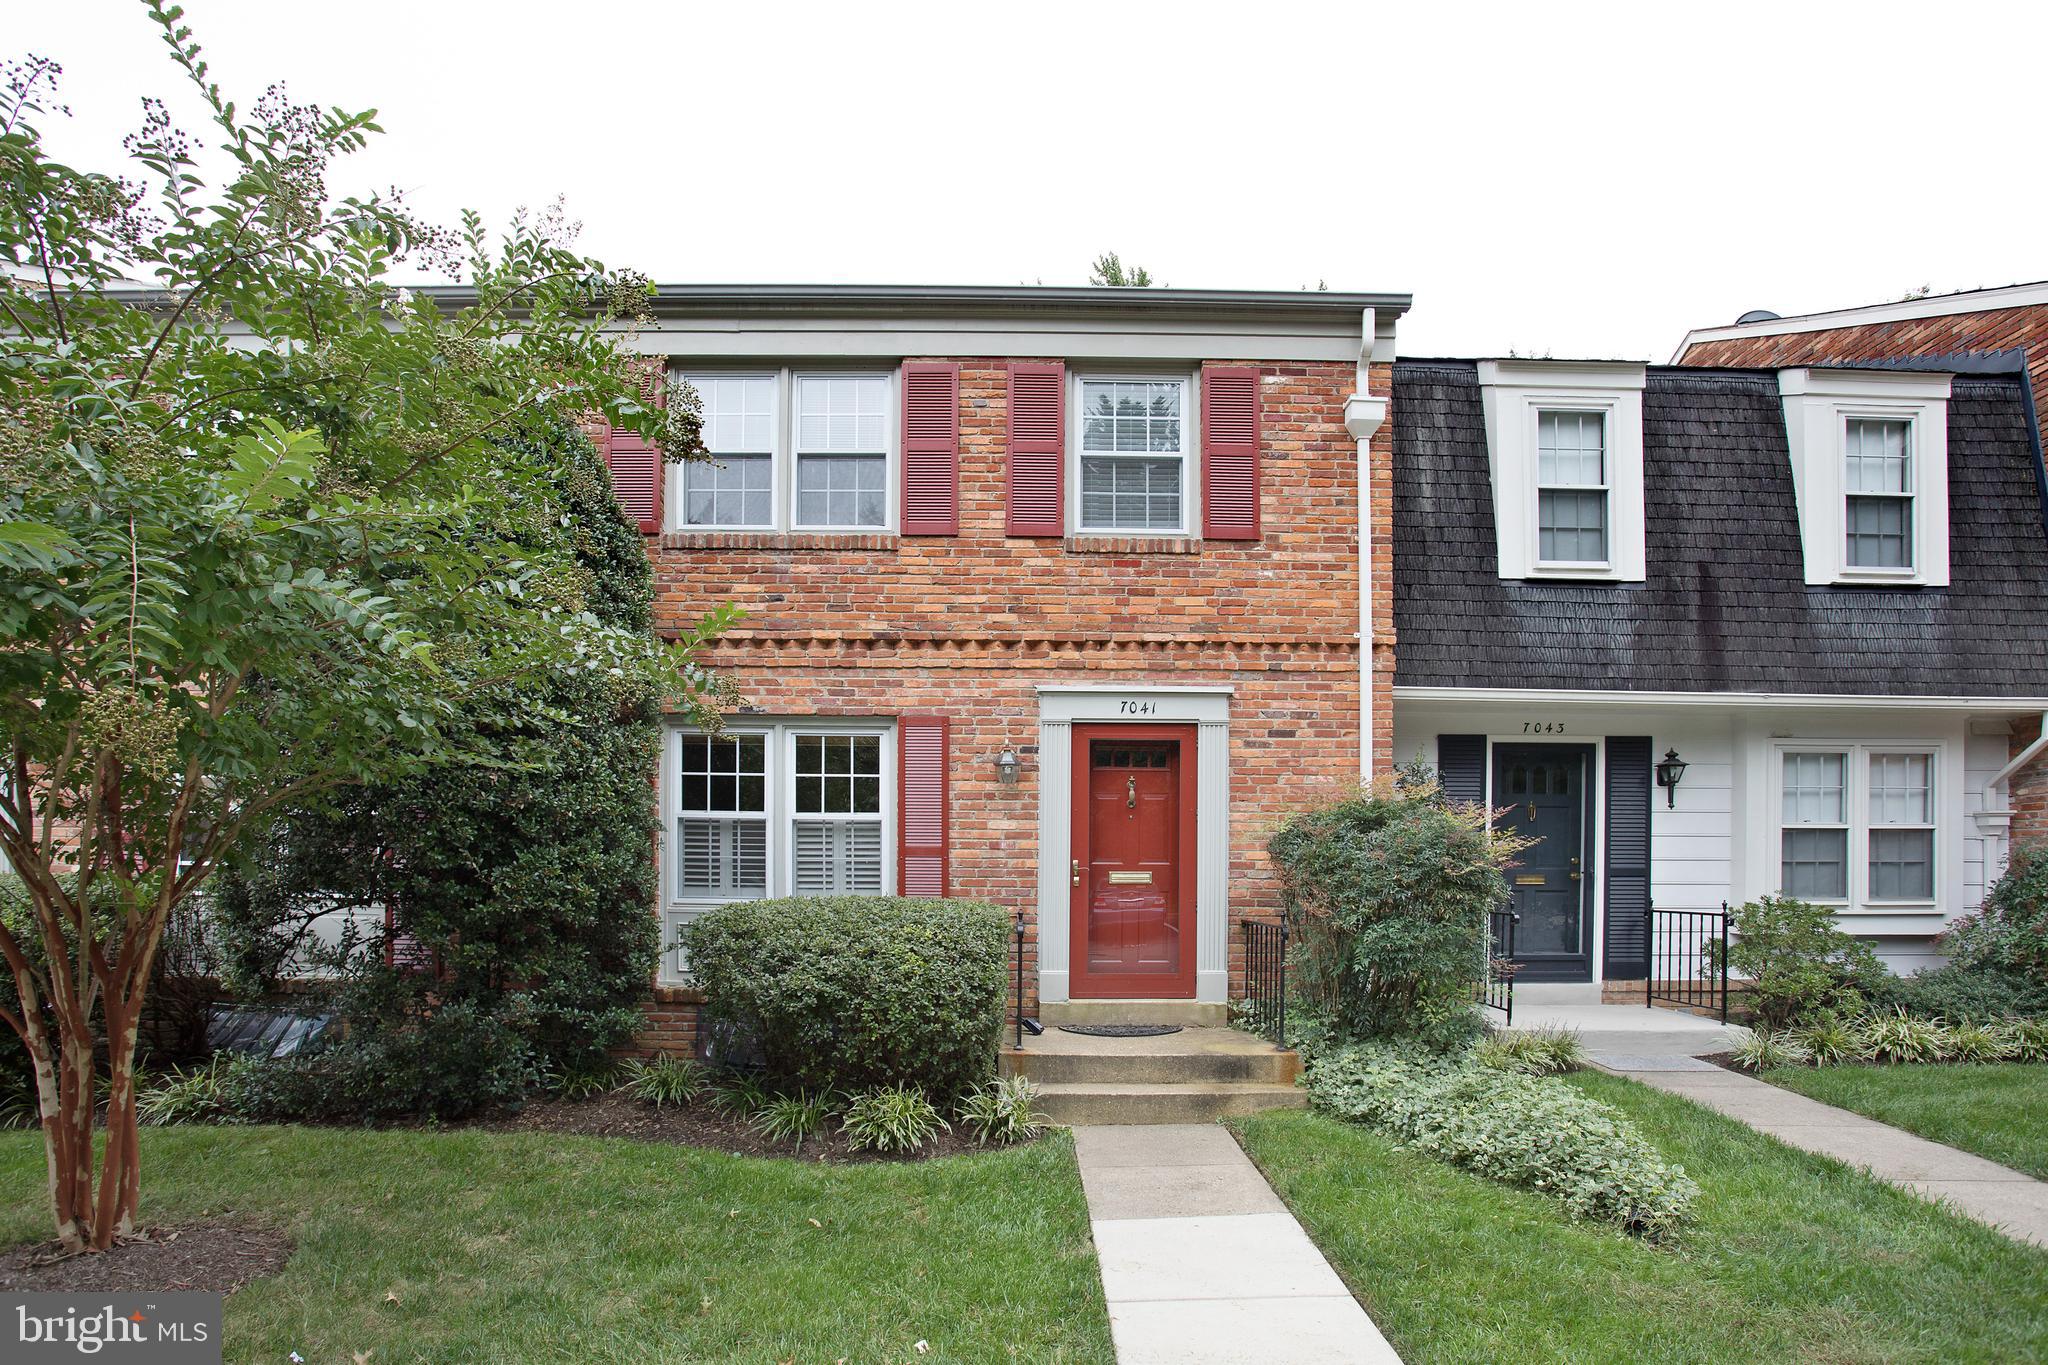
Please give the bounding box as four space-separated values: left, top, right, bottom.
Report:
0 2 730 1253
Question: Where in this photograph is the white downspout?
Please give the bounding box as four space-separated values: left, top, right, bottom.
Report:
1344 308 1390 782
1987 712 2048 796
1981 711 2048 880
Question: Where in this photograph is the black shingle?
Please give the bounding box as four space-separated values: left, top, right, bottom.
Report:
1390 363 2048 695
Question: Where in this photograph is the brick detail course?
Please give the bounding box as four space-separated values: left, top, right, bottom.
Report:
636 359 1386 1038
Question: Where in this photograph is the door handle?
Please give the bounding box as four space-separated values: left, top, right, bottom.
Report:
1071 859 1081 887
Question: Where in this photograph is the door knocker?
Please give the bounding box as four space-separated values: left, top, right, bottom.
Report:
1127 775 1137 810
1526 801 1536 823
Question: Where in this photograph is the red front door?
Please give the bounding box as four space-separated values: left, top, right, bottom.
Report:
1070 724 1197 998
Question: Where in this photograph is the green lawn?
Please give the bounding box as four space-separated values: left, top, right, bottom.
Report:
1761 1063 2048 1181
0 1126 1113 1364
1233 1071 2048 1364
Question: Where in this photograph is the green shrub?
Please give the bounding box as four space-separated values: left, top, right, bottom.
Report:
1474 1026 1585 1076
1306 1045 1698 1237
1790 1016 1867 1066
1732 1029 1812 1070
1866 962 2048 1022
546 1058 626 1101
752 1091 836 1154
956 1075 1048 1146
226 1002 538 1123
684 896 1009 1098
1944 1021 2008 1064
1941 841 2048 986
619 1055 706 1108
1712 896 1887 1030
1267 777 1528 1050
705 1069 771 1118
2003 1017 2048 1062
1861 1007 1950 1065
136 1056 245 1127
841 1084 949 1153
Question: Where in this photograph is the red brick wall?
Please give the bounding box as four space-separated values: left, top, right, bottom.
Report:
639 358 1385 1031
1677 302 2048 453
2012 715 2048 850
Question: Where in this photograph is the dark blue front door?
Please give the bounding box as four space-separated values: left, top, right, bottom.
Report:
1492 744 1595 983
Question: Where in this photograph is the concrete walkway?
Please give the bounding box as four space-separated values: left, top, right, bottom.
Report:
1596 1056 2048 1249
1072 1125 1399 1364
1507 1001 1749 1056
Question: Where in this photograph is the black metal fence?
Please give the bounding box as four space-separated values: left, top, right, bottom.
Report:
1646 902 1729 1023
1240 918 1289 1049
1013 912 1027 1049
1479 909 1518 1025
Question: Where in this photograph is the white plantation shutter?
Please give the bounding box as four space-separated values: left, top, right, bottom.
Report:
793 820 884 895
676 818 766 897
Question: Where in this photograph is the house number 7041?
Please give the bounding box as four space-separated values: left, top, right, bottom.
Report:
1119 700 1159 715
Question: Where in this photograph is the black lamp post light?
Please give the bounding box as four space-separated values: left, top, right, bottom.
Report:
1654 747 1689 807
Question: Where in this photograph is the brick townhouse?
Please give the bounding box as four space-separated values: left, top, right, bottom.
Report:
1675 281 2048 854
580 286 1408 1048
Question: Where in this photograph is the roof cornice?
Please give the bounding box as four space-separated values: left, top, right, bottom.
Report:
1673 279 2048 362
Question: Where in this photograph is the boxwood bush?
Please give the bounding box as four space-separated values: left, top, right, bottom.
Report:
1306 1044 1699 1237
683 896 1009 1098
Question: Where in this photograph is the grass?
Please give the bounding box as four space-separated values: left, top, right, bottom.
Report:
0 1125 1112 1364
1761 1062 2048 1181
1233 1071 2048 1364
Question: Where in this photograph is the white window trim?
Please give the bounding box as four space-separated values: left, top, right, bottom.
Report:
1778 369 1950 587
668 367 897 534
1533 407 1614 572
1477 361 1647 582
1067 370 1201 537
1770 741 1943 914
659 718 896 983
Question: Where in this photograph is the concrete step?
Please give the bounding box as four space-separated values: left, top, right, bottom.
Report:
1039 999 1229 1027
1036 1081 1306 1126
1002 1026 1301 1086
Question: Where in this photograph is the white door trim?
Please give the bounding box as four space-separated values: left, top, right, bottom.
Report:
1036 686 1231 1003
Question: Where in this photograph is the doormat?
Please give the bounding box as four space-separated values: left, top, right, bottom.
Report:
1057 1024 1184 1038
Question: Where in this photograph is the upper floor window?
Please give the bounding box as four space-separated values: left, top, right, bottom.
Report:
1476 361 1646 582
1075 375 1194 534
1536 410 1608 566
1777 369 1950 586
1843 417 1912 570
674 369 894 532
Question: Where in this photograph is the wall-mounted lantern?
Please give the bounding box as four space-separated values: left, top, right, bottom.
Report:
1654 747 1689 808
994 748 1021 785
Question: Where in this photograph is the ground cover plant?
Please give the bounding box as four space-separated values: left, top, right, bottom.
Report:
1762 1062 2048 1180
1234 1071 2048 1363
0 1124 1115 1362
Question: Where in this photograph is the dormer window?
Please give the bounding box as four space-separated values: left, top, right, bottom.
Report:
1843 418 1912 570
1537 410 1608 566
1477 361 1646 582
1778 369 1950 587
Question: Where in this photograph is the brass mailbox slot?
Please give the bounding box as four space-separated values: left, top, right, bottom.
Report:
1107 871 1154 885
1514 874 1546 886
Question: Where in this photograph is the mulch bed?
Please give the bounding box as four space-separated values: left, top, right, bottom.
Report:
480 1090 1003 1163
0 1219 292 1294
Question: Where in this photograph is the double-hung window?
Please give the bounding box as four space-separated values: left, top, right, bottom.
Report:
664 721 894 978
673 370 894 532
1536 410 1608 566
1076 376 1192 533
1777 747 1938 910
1844 417 1913 570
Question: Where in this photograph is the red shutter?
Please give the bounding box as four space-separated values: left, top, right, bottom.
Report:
1006 361 1065 536
898 716 949 897
604 362 665 535
900 362 960 535
1201 364 1261 540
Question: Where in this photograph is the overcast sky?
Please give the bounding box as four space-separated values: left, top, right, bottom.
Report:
15 0 2045 360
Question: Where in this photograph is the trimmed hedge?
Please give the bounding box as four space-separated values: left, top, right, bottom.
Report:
683 896 1010 1098
1306 1044 1699 1237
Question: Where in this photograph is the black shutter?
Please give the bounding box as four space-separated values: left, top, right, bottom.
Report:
1604 736 1653 980
1438 735 1486 806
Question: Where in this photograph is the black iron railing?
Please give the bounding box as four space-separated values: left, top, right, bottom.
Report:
1013 912 1026 1049
1646 902 1729 1023
1479 909 1518 1025
1240 918 1289 1049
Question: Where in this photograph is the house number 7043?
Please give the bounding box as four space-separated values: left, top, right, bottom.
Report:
1523 721 1566 734
1119 700 1158 715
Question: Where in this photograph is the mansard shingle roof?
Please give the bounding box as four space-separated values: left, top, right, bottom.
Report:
1390 361 2048 696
